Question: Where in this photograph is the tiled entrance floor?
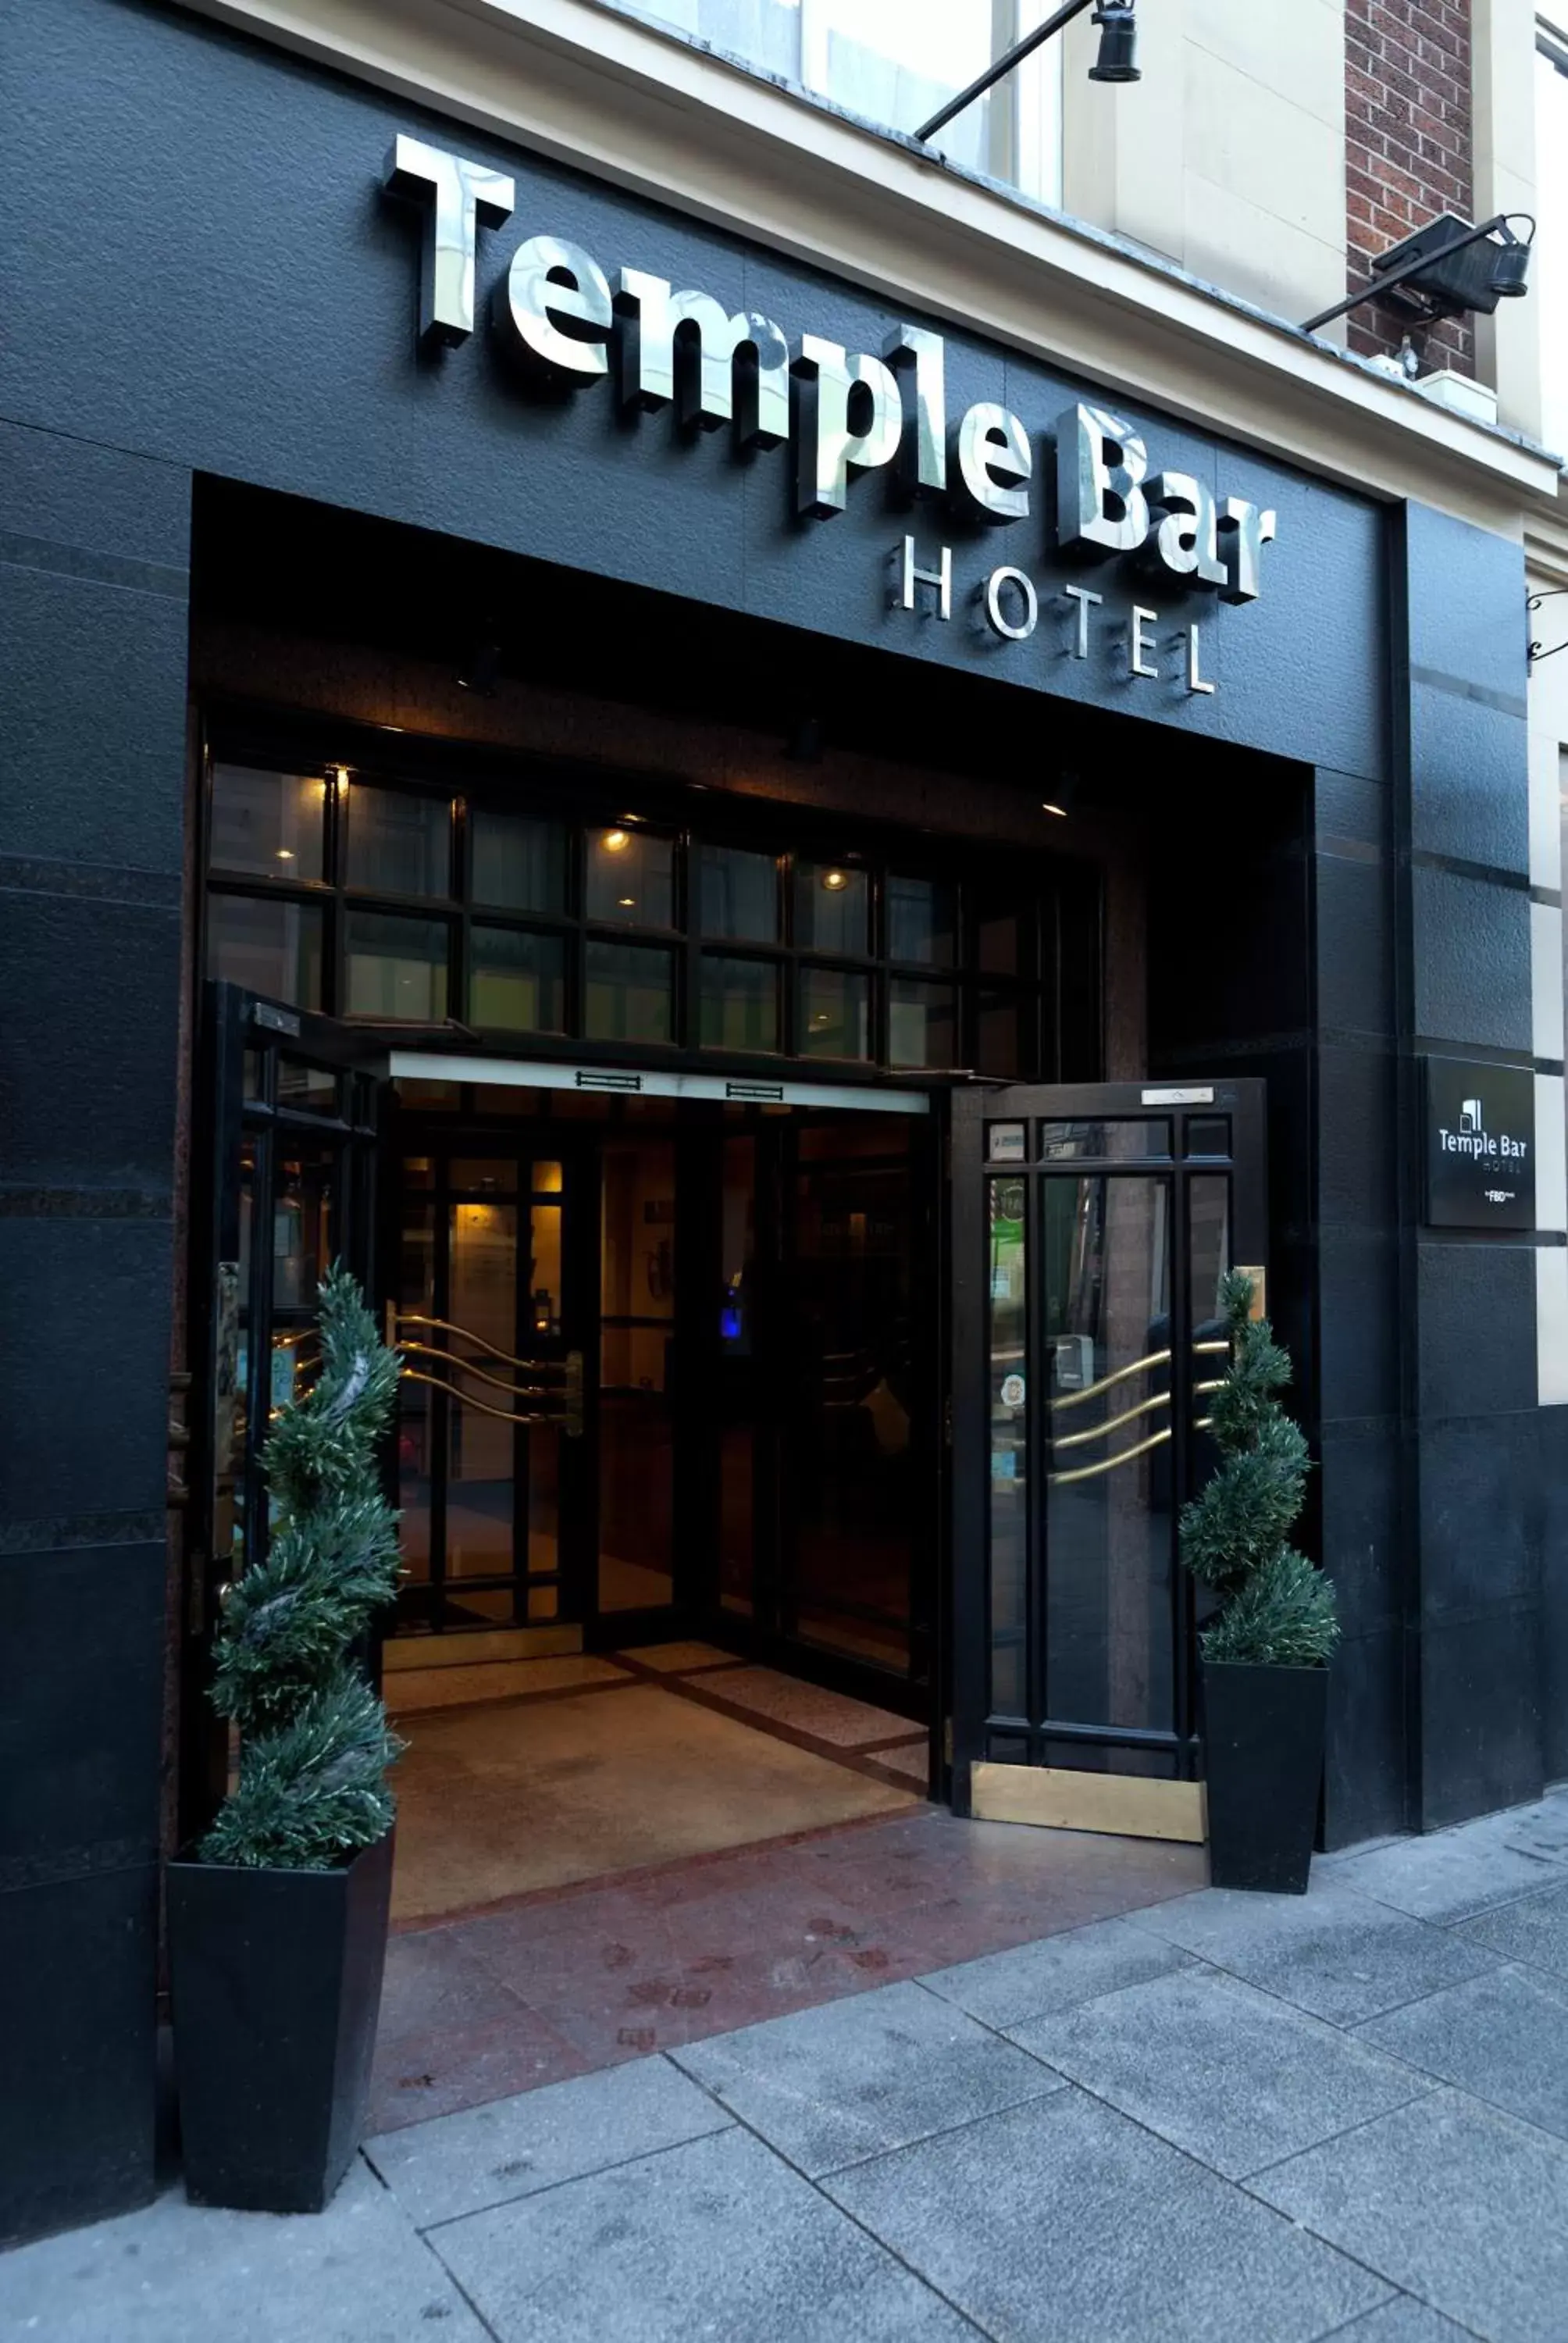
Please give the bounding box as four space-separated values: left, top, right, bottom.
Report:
369 1805 1206 2133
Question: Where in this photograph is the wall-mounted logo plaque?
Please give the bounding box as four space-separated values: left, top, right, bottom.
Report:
1424 1057 1535 1231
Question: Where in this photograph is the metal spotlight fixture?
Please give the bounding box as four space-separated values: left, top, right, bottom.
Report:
1303 212 1535 337
1088 0 1139 84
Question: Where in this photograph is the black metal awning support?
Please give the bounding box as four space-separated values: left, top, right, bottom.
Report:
914 0 1097 144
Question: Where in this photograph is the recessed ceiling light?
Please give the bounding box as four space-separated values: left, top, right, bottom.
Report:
602 828 632 853
821 868 848 891
1041 801 1068 818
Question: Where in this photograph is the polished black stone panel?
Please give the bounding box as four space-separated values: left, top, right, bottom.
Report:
0 1542 165 1885
1410 868 1533 1052
0 891 180 1193
0 457 191 880
1317 1227 1399 1425
1315 853 1395 1041
1415 1243 1538 1421
1534 1406 1568 1784
1324 1627 1409 1849
1314 769 1390 852
0 1218 173 1524
1410 869 1532 1053
1316 1421 1403 1644
1406 685 1529 878
1315 1044 1397 1233
1420 1603 1545 1828
0 1863 158 2246
1416 1410 1541 1623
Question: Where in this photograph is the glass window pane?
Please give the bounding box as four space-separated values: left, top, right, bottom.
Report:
800 966 870 1059
887 874 955 966
344 911 449 1021
210 765 326 883
451 1159 516 1192
471 808 568 914
345 784 451 897
1043 1173 1175 1742
977 990 1026 1079
795 861 868 954
207 892 323 1009
528 1203 562 1334
469 925 566 1034
585 941 674 1043
699 843 779 941
889 977 957 1068
1040 1120 1171 1161
700 956 779 1052
445 1200 518 1585
586 826 674 927
987 1172 1028 1717
976 893 1035 978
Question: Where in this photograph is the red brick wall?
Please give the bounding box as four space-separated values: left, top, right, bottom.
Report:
1345 0 1475 375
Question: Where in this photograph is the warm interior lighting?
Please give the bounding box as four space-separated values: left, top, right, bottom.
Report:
335 766 351 795
1042 801 1068 818
617 895 636 908
276 848 295 861
601 828 632 853
821 868 848 891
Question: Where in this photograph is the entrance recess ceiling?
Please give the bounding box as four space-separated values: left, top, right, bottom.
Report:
389 1050 932 1116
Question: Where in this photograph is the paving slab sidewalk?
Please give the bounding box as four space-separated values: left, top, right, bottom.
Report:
7 1787 1568 2342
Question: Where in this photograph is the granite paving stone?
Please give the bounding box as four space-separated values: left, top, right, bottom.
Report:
1335 2301 1485 2341
822 2086 1389 2343
427 2123 980 2342
1126 1881 1499 2024
1453 1876 1568 1980
921 1912 1196 2029
1008 1965 1428 2179
1356 1963 1568 2142
671 1976 1063 2174
0 2160 488 2343
1250 2086 1568 2343
365 2055 734 2227
1327 1799 1568 1924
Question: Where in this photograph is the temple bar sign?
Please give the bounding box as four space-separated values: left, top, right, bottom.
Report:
384 134 1278 669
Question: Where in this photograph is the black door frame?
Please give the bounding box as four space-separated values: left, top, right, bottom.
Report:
947 1078 1268 1820
180 982 386 1844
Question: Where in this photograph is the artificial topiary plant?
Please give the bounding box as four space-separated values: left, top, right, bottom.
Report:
201 1264 405 1870
1179 1268 1340 1669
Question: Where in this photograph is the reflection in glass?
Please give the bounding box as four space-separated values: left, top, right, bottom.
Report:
345 784 451 897
1043 1173 1175 1753
451 1159 515 1192
800 965 870 1058
718 1136 757 1617
700 955 779 1051
887 875 955 965
699 843 779 941
445 1199 518 1585
795 861 868 954
598 1139 675 1610
1039 1120 1172 1162
586 826 674 926
210 765 326 883
207 893 324 1009
345 911 449 1020
397 1201 436 1586
273 1147 334 1310
276 1061 337 1113
987 1175 1028 1716
585 942 673 1043
528 1201 562 1335
788 1138 914 1671
470 809 568 913
469 925 566 1033
889 977 957 1068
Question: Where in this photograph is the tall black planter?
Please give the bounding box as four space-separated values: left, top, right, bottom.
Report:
166 1828 394 2212
1202 1663 1327 1894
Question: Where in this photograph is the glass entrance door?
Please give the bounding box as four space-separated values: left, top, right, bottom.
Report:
182 980 387 1841
950 1081 1267 1839
390 1140 584 1637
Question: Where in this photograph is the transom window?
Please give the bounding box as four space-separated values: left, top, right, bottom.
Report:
203 754 1092 1079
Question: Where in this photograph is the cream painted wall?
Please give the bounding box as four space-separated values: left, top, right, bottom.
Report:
1474 0 1543 440
1061 0 1347 333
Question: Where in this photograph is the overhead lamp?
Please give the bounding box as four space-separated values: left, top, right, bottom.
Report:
600 828 633 853
1302 212 1535 337
914 0 1139 147
821 868 850 892
1088 0 1139 84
